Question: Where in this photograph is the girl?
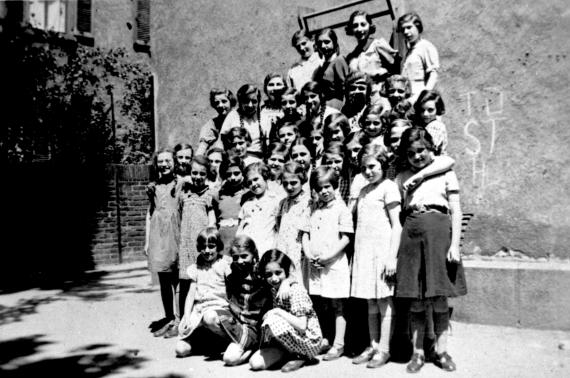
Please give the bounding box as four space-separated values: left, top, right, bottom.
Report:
214 156 247 255
219 84 267 157
174 143 193 179
322 113 350 148
359 103 388 147
301 166 353 361
341 72 372 132
275 120 299 150
261 73 287 137
289 137 314 194
275 162 311 285
313 28 344 109
145 149 180 338
178 155 217 329
299 81 340 133
395 127 467 373
288 29 322 92
237 162 281 257
250 250 322 372
345 10 398 84
175 227 232 357
206 147 226 192
351 144 402 368
414 89 448 155
197 88 236 156
222 127 262 167
398 12 439 103
309 128 324 168
382 74 413 109
321 142 350 204
280 87 302 121
265 142 288 199
384 118 413 179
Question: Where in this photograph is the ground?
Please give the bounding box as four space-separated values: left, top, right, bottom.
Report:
1 261 569 378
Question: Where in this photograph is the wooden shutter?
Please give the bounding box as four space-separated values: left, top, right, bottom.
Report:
76 0 91 33
136 0 150 44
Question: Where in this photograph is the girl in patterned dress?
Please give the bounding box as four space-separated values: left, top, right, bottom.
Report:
145 149 181 337
250 250 322 372
175 227 232 357
178 156 217 326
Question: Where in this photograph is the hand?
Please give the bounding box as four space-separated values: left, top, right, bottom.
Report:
384 257 397 276
179 315 190 332
403 174 424 192
143 243 149 256
447 245 461 263
262 308 279 322
276 278 291 302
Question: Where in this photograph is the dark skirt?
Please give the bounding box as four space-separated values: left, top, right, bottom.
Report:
214 308 259 350
395 212 467 299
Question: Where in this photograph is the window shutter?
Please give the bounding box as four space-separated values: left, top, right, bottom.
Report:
136 0 150 44
76 0 91 33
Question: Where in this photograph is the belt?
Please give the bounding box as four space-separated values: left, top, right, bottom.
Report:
405 204 449 216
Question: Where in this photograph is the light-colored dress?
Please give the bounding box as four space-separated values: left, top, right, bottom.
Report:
348 38 397 83
288 52 323 91
301 198 353 298
237 191 281 257
262 283 322 358
402 38 439 103
178 255 232 338
351 179 401 299
218 109 268 155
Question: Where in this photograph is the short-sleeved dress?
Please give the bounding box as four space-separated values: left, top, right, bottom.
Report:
301 198 354 298
178 255 232 339
218 109 268 155
351 179 401 299
262 283 322 358
213 184 246 255
401 38 439 103
178 186 214 280
147 181 180 273
238 191 280 257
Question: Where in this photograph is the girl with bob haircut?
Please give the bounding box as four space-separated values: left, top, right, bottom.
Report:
313 28 345 109
413 89 448 155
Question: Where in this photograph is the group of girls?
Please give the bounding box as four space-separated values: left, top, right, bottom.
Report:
144 10 466 374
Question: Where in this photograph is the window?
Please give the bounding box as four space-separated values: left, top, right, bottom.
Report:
134 0 150 53
29 0 67 33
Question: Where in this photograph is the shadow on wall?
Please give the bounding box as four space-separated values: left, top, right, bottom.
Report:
0 163 108 293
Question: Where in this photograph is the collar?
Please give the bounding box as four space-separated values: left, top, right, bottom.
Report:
315 197 336 209
189 184 209 195
406 36 423 50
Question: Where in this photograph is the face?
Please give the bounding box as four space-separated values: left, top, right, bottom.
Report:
267 153 285 177
264 261 287 288
389 125 408 152
387 81 407 106
230 248 256 274
291 145 312 171
266 77 285 103
351 15 371 42
229 137 248 158
369 83 382 105
328 125 345 143
407 140 434 170
176 148 193 175
282 172 303 197
316 34 335 59
225 166 243 186
213 94 231 116
278 126 297 148
303 91 322 116
362 114 384 137
245 171 267 197
324 153 344 174
200 241 219 263
294 37 315 59
362 157 383 183
309 131 323 152
401 21 420 44
157 152 174 176
347 79 367 105
346 140 362 166
190 162 208 188
316 180 335 203
207 152 223 174
240 93 259 117
420 100 437 125
281 94 297 116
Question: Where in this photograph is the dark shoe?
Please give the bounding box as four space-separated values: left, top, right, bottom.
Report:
163 323 179 338
434 352 456 372
406 353 425 373
322 346 344 361
366 351 390 369
153 321 173 337
281 359 306 372
149 317 170 333
352 347 376 365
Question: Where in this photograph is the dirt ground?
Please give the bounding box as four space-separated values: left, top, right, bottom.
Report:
1 261 569 378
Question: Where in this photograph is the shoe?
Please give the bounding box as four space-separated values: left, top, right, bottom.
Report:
352 347 376 364
366 351 390 369
153 321 173 337
149 317 171 333
281 359 306 372
434 352 456 372
163 323 179 338
406 353 425 373
322 346 344 361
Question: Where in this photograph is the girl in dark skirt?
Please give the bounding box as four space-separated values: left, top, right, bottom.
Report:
395 127 467 373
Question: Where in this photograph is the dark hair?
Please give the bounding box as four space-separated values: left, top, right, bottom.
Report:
223 127 252 150
219 155 245 180
152 148 174 175
381 75 412 99
388 100 414 122
263 73 287 106
414 89 446 119
397 126 436 162
236 84 262 116
244 161 270 181
299 81 325 103
358 142 390 171
316 28 340 57
310 165 339 190
281 161 307 184
196 227 224 252
174 143 194 157
384 118 413 146
209 88 237 108
345 10 376 36
323 113 350 146
206 146 227 181
359 103 387 130
291 29 312 47
258 249 294 278
322 141 346 176
344 72 373 106
267 141 289 159
397 12 424 34
230 235 259 261
289 136 315 162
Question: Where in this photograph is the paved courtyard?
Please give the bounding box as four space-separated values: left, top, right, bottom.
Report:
1 261 569 377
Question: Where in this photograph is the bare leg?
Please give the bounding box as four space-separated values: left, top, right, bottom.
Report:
331 298 347 349
249 347 288 370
